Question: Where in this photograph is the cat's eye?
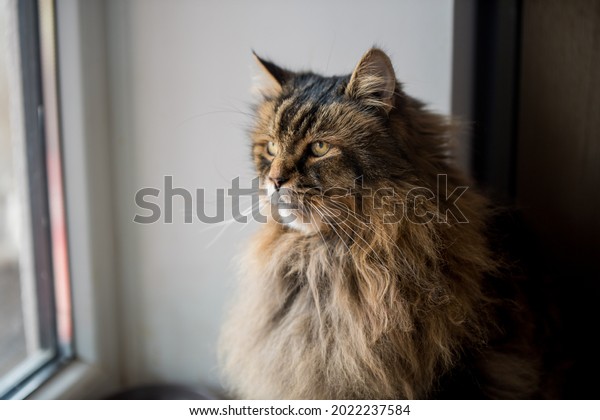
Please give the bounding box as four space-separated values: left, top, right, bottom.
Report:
266 141 279 156
310 141 330 157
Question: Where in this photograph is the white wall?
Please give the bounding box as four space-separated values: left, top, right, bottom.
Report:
105 0 455 391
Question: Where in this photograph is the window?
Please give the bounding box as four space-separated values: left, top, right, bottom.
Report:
0 0 72 399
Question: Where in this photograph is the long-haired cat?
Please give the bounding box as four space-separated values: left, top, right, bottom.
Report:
219 48 540 399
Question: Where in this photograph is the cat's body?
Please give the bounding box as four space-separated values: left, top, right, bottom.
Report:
220 49 540 399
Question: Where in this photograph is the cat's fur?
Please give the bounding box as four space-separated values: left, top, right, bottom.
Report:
219 48 540 399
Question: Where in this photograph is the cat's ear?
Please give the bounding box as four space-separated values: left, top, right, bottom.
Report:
345 48 396 113
252 51 292 96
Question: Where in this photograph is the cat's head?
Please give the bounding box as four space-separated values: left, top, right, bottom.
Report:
250 48 423 232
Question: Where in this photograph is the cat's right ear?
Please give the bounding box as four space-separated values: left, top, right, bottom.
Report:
252 51 292 96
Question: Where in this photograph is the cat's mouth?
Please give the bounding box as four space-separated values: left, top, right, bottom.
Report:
264 185 320 232
263 182 354 234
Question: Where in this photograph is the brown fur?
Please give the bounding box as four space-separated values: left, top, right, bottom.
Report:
219 48 540 399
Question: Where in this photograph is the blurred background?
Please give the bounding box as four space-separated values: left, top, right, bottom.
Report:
0 0 598 399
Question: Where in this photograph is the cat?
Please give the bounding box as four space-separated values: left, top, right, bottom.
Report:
219 48 541 399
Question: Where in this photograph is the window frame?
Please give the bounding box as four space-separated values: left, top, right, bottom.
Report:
1 0 73 399
13 0 120 399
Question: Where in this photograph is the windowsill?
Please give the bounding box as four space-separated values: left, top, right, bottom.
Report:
0 350 54 398
27 360 119 400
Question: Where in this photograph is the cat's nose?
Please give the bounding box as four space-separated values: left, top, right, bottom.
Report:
269 176 289 191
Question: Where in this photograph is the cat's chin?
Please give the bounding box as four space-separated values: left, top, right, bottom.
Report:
263 183 324 235
275 207 323 235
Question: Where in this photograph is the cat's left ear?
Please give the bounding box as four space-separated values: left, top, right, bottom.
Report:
252 51 292 96
345 48 396 113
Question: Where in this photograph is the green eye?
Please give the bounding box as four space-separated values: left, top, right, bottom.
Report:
266 141 278 156
311 141 330 157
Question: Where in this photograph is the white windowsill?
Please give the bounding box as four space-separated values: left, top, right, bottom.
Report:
28 360 118 400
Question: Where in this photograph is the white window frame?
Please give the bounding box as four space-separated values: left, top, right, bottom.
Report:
27 0 120 399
